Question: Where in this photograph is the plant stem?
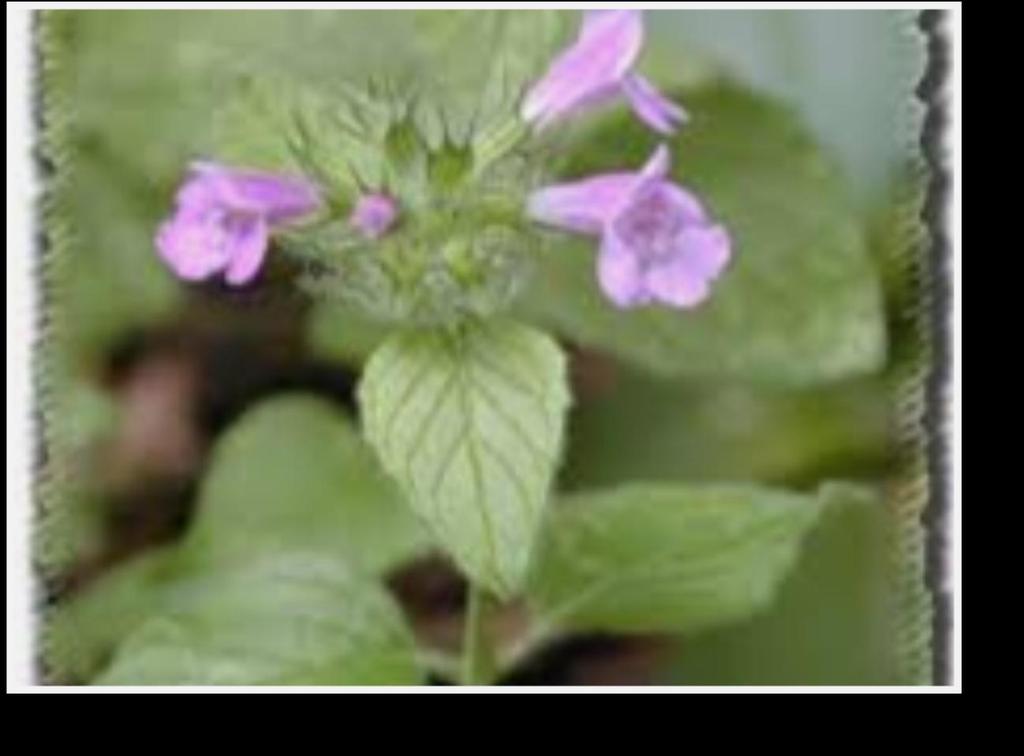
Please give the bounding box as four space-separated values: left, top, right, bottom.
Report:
496 620 559 676
417 649 462 682
460 583 493 685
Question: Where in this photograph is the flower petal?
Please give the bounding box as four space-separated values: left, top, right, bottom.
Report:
191 162 321 224
580 10 641 39
521 9 644 129
659 182 708 225
642 224 730 309
639 143 672 184
173 172 221 217
156 211 231 282
616 144 674 211
644 255 710 309
223 214 270 286
597 230 647 308
621 74 688 135
679 223 732 279
527 173 635 235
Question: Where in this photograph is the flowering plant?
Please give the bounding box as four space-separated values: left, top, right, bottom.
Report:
43 9 921 687
154 10 735 605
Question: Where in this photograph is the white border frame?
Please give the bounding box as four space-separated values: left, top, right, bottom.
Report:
6 1 961 693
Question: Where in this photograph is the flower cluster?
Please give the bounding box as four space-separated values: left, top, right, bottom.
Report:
155 10 730 312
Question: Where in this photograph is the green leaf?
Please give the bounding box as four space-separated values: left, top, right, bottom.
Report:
359 320 570 597
667 484 898 684
181 395 429 575
44 548 180 683
94 553 420 685
520 84 887 386
528 482 833 634
45 396 429 683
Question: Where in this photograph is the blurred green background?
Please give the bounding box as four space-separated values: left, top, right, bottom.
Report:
649 10 925 202
38 10 933 686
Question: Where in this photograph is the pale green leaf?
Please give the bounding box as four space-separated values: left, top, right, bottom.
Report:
359 320 570 596
181 395 429 575
94 553 420 685
528 482 835 634
520 84 887 386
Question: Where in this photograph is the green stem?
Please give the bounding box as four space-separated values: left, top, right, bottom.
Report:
460 583 493 685
497 621 559 676
417 649 461 682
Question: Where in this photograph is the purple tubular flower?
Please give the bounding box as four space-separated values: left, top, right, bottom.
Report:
521 10 686 135
156 162 321 286
528 145 731 310
349 193 399 239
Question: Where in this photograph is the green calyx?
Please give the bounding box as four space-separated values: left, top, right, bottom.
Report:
279 88 541 326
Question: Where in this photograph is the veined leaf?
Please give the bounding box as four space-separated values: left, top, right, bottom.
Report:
528 482 849 634
359 320 570 597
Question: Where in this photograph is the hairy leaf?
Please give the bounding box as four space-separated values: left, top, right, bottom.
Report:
359 320 570 596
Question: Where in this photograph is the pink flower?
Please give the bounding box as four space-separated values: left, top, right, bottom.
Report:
521 10 686 135
528 145 731 309
156 162 321 286
349 192 399 239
